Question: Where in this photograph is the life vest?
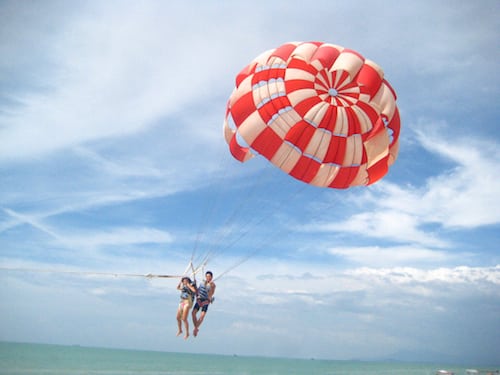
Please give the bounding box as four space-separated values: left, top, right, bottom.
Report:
197 281 212 302
180 284 195 300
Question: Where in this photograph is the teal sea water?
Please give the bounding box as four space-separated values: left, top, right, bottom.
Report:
0 341 496 375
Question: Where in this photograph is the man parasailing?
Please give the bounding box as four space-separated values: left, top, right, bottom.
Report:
192 271 216 337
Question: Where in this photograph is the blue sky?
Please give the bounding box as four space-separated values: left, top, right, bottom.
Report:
1 0 499 365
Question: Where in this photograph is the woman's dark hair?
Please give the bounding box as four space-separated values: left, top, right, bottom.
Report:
206 271 213 277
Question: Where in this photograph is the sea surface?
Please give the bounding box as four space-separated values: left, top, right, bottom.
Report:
0 341 496 375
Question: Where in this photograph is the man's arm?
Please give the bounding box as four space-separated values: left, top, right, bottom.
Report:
208 283 216 299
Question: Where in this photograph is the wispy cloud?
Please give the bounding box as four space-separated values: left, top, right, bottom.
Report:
73 146 165 179
0 2 235 162
2 208 63 241
328 245 458 267
346 265 500 286
413 123 500 228
60 227 174 249
324 210 449 248
302 123 500 256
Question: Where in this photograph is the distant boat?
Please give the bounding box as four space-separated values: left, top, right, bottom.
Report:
436 371 454 375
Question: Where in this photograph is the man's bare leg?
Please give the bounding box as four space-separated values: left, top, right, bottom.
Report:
193 311 206 337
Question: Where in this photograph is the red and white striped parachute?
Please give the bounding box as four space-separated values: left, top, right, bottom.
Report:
223 41 401 189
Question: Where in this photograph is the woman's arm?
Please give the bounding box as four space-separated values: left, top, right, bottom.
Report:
188 282 197 293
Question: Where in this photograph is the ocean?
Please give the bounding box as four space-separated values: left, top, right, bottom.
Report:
0 341 496 375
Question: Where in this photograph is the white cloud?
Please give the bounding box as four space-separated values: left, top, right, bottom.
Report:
413 124 500 228
2 207 173 254
65 227 174 249
2 208 63 241
346 265 500 287
0 2 235 161
304 123 500 253
1 254 499 362
73 146 165 179
326 211 449 248
328 245 455 267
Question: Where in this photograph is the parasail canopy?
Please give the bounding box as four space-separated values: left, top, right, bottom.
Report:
223 41 401 189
